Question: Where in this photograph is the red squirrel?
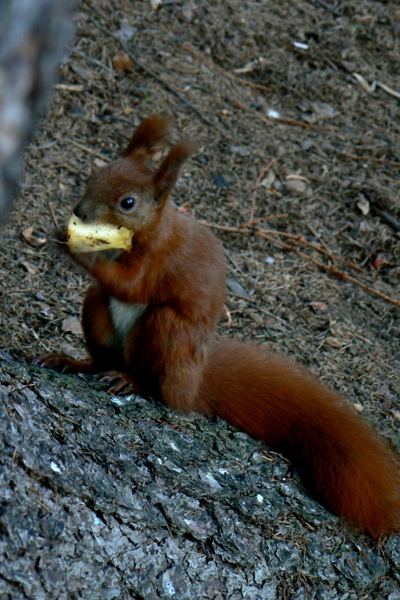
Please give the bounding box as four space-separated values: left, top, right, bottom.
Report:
39 114 400 538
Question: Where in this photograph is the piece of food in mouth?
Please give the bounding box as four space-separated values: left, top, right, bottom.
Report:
67 214 133 253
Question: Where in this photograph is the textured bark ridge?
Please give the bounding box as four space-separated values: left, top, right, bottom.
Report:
0 358 399 599
0 0 74 221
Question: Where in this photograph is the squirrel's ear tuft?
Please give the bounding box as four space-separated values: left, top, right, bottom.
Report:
122 114 174 160
153 139 196 206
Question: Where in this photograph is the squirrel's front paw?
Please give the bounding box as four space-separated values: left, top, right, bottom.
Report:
73 251 101 272
95 370 140 396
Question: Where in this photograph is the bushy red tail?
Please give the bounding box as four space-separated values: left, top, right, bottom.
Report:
200 338 400 537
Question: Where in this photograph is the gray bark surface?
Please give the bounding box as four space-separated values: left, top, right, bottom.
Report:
0 0 74 221
1 357 400 599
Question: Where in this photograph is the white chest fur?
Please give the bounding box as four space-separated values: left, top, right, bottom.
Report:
109 297 147 344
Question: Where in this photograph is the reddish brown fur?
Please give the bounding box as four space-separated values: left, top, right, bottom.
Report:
40 115 400 538
201 339 400 537
122 113 173 159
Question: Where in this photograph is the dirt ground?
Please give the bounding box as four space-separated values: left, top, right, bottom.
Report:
1 0 400 542
3 0 399 432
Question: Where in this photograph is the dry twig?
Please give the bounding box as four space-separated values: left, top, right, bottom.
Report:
336 151 400 168
67 138 112 162
47 201 59 228
89 17 214 128
181 44 273 93
306 223 364 273
244 158 277 227
262 228 364 274
247 214 288 225
234 99 339 132
257 230 400 308
199 221 400 308
309 0 342 17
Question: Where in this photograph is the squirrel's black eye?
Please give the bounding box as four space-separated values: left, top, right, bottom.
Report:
120 196 136 211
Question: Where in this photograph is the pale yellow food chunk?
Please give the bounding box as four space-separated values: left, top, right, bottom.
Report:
67 214 133 253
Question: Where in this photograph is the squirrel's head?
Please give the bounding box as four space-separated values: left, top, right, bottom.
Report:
74 114 196 234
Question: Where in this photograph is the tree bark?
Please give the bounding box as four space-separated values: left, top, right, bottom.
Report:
0 357 399 599
0 0 74 222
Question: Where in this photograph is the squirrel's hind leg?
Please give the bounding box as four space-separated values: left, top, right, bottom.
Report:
127 306 210 413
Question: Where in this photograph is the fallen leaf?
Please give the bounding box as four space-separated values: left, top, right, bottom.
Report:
372 252 385 270
230 145 251 156
325 337 341 348
227 278 249 297
357 196 370 216
304 102 335 123
59 341 82 360
341 60 356 72
21 227 47 248
285 178 308 194
40 307 55 320
260 169 276 188
233 60 258 74
286 174 310 183
21 261 38 275
353 72 372 93
116 19 137 42
62 317 82 336
309 301 328 312
94 158 108 168
112 52 135 73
